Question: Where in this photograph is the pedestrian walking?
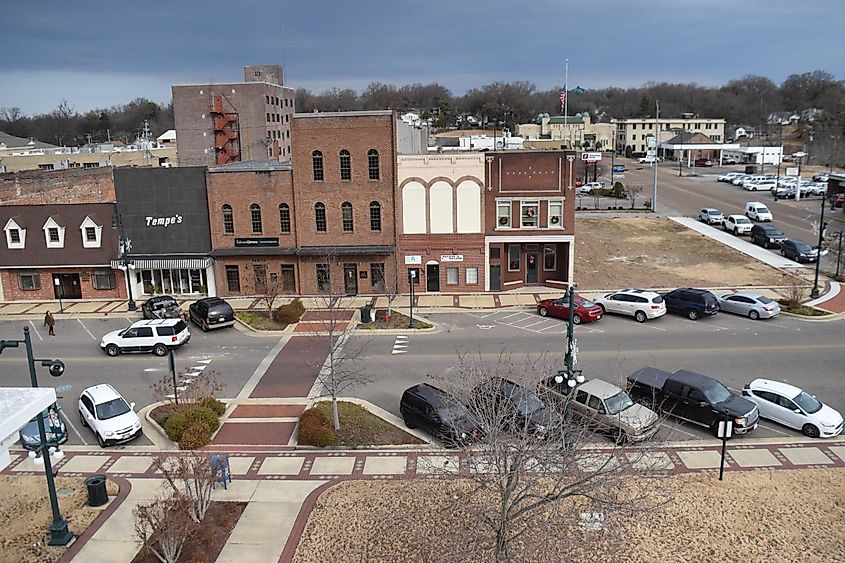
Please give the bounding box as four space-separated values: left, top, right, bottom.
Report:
44 310 55 336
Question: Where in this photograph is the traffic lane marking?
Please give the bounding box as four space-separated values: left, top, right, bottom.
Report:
77 319 97 341
60 407 88 446
28 320 43 340
757 421 794 436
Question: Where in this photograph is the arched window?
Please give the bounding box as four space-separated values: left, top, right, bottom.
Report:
222 204 234 234
312 150 324 181
341 202 354 232
367 149 380 180
369 201 381 232
278 203 291 233
315 202 327 232
339 149 352 181
250 204 262 234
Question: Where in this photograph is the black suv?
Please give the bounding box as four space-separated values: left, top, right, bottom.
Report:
188 298 235 331
142 295 183 320
661 288 719 320
749 224 787 249
400 384 480 446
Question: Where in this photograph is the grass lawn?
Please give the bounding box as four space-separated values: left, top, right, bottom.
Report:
359 309 432 330
311 401 423 447
235 310 289 331
777 301 831 316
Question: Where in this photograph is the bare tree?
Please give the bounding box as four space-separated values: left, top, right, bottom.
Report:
628 184 644 209
781 273 810 309
310 250 373 430
154 453 217 523
134 493 197 563
252 262 283 319
152 369 224 407
427 352 669 562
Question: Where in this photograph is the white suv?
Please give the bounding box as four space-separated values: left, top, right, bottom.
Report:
594 289 667 323
723 214 753 235
745 202 773 222
78 384 143 447
100 318 190 357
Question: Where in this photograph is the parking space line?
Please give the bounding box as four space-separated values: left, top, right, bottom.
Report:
536 324 563 332
662 421 700 439
501 312 523 320
521 321 547 329
757 422 793 436
28 320 43 341
478 311 500 318
76 319 97 341
635 322 667 331
61 409 88 446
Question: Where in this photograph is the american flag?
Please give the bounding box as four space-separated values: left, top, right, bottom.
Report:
559 89 566 112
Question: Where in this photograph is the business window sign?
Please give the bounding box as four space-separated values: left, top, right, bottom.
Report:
441 254 464 262
234 237 280 247
404 255 422 265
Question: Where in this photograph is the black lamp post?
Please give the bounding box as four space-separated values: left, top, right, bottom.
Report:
554 283 585 390
112 214 136 311
810 195 827 299
0 327 73 546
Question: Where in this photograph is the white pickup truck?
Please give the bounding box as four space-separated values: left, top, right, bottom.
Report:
637 155 661 164
577 181 605 194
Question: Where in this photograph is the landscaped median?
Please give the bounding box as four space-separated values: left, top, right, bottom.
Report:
297 401 425 448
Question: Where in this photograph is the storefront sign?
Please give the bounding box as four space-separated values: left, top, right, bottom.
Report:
234 237 280 248
404 255 422 265
145 214 183 227
440 254 464 262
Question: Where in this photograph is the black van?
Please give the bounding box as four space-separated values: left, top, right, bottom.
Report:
661 288 719 320
188 297 235 331
400 383 480 447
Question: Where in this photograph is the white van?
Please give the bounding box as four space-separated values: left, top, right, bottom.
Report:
745 202 773 222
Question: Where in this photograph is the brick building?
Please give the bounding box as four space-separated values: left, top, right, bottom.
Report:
484 151 576 291
0 203 125 302
0 167 116 205
291 111 398 296
397 154 486 292
206 161 298 297
173 65 295 167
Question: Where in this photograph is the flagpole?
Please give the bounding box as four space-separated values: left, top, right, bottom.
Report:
564 59 569 148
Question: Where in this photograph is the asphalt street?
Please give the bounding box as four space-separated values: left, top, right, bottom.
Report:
0 317 276 447
348 309 844 443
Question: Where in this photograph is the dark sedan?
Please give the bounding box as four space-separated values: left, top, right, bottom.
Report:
537 294 603 324
19 405 67 451
781 239 818 263
474 378 564 439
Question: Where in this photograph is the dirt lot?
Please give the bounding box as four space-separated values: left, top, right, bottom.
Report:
575 216 788 290
0 475 119 563
293 468 845 563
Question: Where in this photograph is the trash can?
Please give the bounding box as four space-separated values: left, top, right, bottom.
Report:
84 474 108 507
360 305 373 324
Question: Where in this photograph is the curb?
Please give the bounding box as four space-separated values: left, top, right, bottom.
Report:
232 315 296 336
138 402 179 451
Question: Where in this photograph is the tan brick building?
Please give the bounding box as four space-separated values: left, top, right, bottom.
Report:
173 65 295 167
484 151 576 292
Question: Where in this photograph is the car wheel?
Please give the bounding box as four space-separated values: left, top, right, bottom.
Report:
538 307 548 317
802 424 820 438
733 228 739 235
748 310 760 320
79 411 88 428
105 344 121 357
634 311 647 323
97 433 107 448
153 343 168 357
687 309 700 321
402 412 416 429
572 314 582 325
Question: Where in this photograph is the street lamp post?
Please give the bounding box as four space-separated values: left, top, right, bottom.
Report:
554 284 585 390
408 270 415 329
112 214 136 311
810 194 827 299
0 327 73 546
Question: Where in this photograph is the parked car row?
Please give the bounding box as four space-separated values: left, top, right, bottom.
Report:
717 172 827 198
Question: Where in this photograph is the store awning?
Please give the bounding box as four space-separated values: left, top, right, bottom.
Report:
110 257 213 269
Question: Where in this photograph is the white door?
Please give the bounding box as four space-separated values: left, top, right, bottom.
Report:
606 294 626 314
776 395 806 429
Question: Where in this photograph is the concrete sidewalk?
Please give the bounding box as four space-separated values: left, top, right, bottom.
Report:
5 439 841 563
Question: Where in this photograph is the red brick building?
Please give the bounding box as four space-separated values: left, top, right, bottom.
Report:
206 161 298 297
484 151 576 291
173 65 296 167
291 111 398 295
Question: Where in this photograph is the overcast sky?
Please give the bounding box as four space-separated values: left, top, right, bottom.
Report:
2 0 844 115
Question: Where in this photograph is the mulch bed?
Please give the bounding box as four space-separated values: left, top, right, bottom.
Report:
235 310 289 331
132 501 247 563
149 403 178 428
359 309 432 330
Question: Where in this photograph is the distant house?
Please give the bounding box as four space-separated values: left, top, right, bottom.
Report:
731 126 756 140
801 108 825 122
767 112 800 126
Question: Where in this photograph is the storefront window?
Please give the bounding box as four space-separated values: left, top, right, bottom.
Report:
141 268 208 294
548 200 563 228
92 271 116 290
508 244 521 272
497 201 511 228
544 245 557 271
446 267 459 285
225 266 240 292
466 267 478 285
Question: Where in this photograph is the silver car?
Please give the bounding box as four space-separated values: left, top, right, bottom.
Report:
698 208 724 225
717 291 781 320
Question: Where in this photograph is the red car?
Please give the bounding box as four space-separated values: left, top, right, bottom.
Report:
536 294 603 324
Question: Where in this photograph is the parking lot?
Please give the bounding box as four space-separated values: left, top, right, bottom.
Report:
349 307 845 443
0 317 275 447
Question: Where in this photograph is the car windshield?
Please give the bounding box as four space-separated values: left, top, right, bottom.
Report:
793 391 822 414
95 398 131 420
735 217 752 224
793 242 813 252
512 390 545 416
708 210 720 216
702 383 733 404
604 391 634 415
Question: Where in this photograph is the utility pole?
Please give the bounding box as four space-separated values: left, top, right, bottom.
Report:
142 119 152 166
810 195 826 298
653 101 659 212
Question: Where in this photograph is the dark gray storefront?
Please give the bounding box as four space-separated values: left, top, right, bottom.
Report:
113 168 216 296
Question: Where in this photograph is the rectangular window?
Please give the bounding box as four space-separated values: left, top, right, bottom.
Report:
466 267 478 285
446 267 459 285
85 227 97 241
548 200 563 228
370 263 385 292
17 272 41 290
508 244 521 272
92 271 116 290
267 112 271 122
520 201 539 228
497 201 511 228
48 227 60 242
316 264 331 293
490 247 501 259
279 205 291 233
253 264 267 288
225 265 240 292
83 162 99 169
543 245 557 271
369 204 382 232
9 229 20 244
340 155 352 181
280 265 296 292
315 206 327 232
